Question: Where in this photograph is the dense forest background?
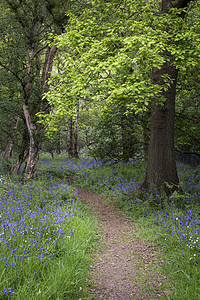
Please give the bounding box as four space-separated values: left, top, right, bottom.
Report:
0 1 200 299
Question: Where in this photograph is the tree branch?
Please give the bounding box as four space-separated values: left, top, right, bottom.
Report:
176 149 200 156
0 61 24 87
32 45 48 59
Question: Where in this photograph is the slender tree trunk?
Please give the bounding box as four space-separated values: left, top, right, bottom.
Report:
42 45 57 94
23 45 57 180
67 117 74 157
15 2 56 180
11 129 29 173
73 104 79 158
3 2 62 180
4 116 19 159
121 113 130 163
141 0 194 194
56 131 61 154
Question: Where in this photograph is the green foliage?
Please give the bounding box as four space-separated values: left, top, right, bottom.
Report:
175 59 200 153
42 0 200 133
88 111 142 161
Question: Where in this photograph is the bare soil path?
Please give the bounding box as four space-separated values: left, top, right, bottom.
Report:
76 188 170 300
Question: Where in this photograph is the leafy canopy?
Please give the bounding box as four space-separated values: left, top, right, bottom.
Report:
42 0 199 132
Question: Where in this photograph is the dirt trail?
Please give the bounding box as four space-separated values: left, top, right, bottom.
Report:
76 188 169 300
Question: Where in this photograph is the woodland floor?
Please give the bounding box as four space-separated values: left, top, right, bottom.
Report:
76 187 170 300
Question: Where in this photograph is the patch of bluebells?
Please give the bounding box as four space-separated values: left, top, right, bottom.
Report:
149 163 200 256
35 155 107 181
0 287 16 299
38 157 106 172
151 205 200 250
80 164 142 197
105 177 141 198
0 182 79 298
178 162 200 198
79 159 200 261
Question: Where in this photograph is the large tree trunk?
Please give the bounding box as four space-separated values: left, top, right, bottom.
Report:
141 0 193 194
142 53 179 193
4 116 19 159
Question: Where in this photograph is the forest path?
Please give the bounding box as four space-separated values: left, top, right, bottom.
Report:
76 187 169 300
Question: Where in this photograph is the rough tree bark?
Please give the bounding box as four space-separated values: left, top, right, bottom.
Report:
142 52 179 193
141 0 194 194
